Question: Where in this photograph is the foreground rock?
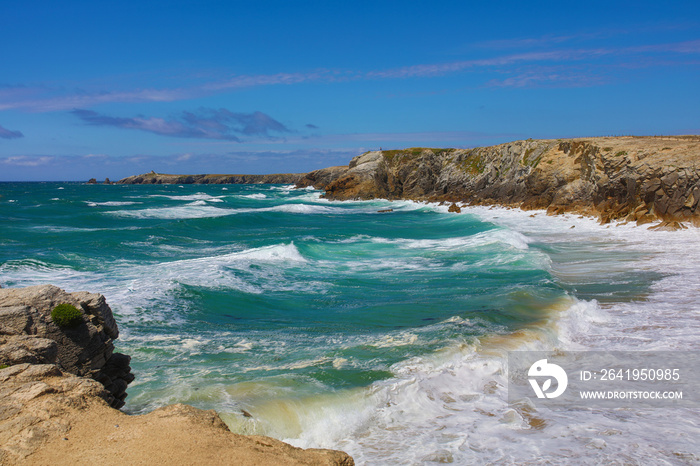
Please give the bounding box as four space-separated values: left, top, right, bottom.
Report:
117 171 306 185
0 285 353 465
298 136 700 227
0 285 131 409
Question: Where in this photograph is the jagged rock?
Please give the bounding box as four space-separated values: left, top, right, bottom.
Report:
86 178 97 184
0 285 131 408
448 203 461 213
310 136 700 226
296 166 348 189
648 220 687 231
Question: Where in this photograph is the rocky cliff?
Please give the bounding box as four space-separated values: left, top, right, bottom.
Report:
0 285 353 465
0 285 132 410
117 171 305 185
298 136 700 228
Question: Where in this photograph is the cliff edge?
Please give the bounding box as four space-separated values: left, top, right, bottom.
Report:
298 136 700 228
0 285 353 465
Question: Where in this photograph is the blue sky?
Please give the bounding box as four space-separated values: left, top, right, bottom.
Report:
1 1 699 181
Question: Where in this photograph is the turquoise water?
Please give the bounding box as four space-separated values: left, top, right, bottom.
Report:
0 182 561 396
2 182 697 464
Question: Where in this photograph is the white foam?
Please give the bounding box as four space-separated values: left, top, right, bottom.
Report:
149 192 225 202
85 201 141 207
264 204 345 214
270 184 297 192
369 333 419 348
241 193 267 200
108 205 235 219
251 206 700 464
1 243 311 325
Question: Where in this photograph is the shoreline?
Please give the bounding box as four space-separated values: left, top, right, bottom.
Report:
3 135 699 463
116 136 700 230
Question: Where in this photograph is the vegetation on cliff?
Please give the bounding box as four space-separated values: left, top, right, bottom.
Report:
50 303 83 328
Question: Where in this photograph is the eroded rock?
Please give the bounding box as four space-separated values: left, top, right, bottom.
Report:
310 137 700 226
0 285 132 408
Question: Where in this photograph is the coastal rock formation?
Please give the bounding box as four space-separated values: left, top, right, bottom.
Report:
300 136 700 227
295 165 349 190
0 285 353 465
0 285 132 409
117 171 305 185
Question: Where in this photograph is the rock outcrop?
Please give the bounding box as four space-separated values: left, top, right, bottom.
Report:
298 136 700 227
0 285 132 409
295 165 349 190
117 172 306 185
0 285 353 465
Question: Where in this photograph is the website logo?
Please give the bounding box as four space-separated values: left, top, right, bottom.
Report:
528 358 568 398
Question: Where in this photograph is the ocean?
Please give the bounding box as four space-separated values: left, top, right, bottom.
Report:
1 182 698 464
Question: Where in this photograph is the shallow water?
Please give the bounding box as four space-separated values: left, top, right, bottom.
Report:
1 182 698 464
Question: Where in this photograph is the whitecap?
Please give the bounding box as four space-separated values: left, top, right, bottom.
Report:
107 205 234 219
149 192 225 202
85 201 141 207
241 193 267 200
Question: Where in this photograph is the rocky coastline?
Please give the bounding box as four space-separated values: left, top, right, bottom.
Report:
297 136 700 229
116 136 700 229
117 171 305 185
0 285 353 465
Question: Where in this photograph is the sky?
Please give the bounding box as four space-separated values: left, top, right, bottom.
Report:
1 1 699 181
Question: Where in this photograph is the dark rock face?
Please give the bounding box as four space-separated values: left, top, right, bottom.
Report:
0 285 133 408
312 137 700 227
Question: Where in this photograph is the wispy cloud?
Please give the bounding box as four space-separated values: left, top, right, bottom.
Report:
486 65 607 88
2 38 699 112
203 71 333 90
0 124 24 139
0 155 54 166
0 87 190 112
71 108 291 141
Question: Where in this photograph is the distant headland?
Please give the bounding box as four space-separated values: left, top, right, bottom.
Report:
116 136 700 229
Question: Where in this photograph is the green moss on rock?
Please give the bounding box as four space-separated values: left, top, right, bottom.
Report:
51 303 83 328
